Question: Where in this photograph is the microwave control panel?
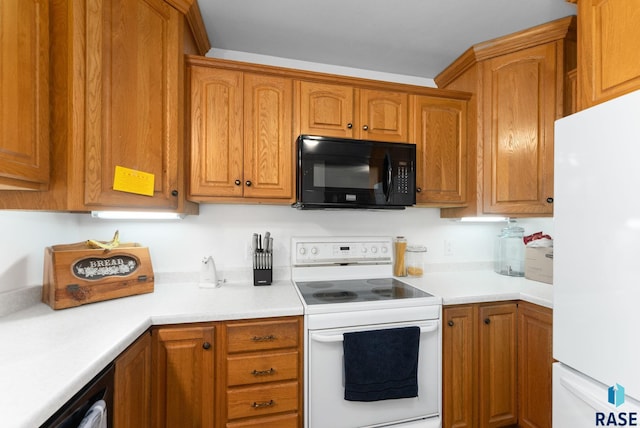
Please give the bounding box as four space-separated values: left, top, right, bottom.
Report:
396 164 410 194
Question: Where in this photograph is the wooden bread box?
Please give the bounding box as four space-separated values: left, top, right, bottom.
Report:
42 242 154 310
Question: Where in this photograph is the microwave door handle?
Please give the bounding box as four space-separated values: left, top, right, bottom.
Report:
384 153 393 202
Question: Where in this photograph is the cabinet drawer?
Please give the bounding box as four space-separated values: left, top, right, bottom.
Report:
227 381 298 420
228 350 298 386
226 412 298 428
226 319 299 353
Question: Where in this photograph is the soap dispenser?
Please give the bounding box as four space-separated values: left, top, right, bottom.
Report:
199 256 220 288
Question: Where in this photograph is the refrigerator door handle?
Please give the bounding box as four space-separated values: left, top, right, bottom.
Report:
559 374 611 413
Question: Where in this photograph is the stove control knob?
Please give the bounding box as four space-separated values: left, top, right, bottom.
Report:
381 246 388 254
361 247 367 253
299 247 307 255
371 246 378 254
311 247 318 255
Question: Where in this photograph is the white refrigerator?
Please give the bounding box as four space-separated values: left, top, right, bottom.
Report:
554 89 640 426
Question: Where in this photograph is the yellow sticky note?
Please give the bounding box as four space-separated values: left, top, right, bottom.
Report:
113 166 155 197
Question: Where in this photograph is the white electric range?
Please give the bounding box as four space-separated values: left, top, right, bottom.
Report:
291 236 442 428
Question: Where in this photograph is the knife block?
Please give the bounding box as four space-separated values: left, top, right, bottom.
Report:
253 267 272 286
253 249 272 286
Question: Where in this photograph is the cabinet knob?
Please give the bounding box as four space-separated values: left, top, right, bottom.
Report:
416 187 422 193
235 179 241 186
362 125 369 131
447 320 454 327
171 190 178 197
202 342 211 350
546 197 554 203
245 180 252 187
347 123 353 129
484 318 491 325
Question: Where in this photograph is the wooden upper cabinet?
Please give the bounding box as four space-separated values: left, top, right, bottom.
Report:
83 0 183 209
436 16 575 218
0 0 49 191
0 0 204 213
189 67 244 198
411 95 467 206
297 81 409 142
298 81 356 139
575 0 640 109
359 89 409 142
482 44 557 215
243 73 293 199
188 59 294 202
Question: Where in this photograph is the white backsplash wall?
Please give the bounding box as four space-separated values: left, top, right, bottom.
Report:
0 205 554 294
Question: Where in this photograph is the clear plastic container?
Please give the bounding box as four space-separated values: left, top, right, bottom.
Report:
406 245 427 277
494 225 525 276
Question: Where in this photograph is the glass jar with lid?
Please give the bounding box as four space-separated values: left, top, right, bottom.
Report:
406 245 427 277
494 224 525 276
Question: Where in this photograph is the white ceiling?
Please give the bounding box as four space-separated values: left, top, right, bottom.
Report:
197 0 577 80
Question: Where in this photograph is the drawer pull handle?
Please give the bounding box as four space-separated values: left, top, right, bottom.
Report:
251 334 276 342
251 400 275 408
251 368 275 376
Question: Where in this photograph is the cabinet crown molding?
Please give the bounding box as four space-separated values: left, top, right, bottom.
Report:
435 15 576 88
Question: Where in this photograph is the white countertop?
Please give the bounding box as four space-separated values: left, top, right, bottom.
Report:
405 269 553 309
0 270 551 428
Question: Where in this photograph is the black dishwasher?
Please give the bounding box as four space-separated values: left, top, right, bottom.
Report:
40 363 114 428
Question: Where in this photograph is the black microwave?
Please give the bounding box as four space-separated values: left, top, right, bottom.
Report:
293 135 416 210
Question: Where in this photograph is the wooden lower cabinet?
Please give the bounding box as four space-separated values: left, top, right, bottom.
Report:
517 302 553 428
219 317 303 428
152 324 216 428
114 331 152 428
443 301 551 428
146 316 302 428
478 304 518 427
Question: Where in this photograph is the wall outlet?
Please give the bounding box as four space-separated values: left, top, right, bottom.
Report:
444 240 454 256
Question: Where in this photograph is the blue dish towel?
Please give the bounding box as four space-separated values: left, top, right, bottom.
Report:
343 326 420 402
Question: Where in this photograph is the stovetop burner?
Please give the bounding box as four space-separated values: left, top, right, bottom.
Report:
311 290 358 302
295 277 433 306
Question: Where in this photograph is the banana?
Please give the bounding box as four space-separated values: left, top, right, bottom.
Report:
86 230 120 250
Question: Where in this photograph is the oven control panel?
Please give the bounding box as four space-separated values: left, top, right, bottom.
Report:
292 237 392 265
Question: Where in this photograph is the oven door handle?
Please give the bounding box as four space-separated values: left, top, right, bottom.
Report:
310 324 438 343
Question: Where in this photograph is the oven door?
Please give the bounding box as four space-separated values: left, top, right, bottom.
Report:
307 319 441 428
296 135 416 209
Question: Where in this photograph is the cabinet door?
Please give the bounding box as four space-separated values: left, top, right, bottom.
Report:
518 302 553 428
189 67 244 198
83 0 181 209
482 44 557 215
152 325 215 428
298 81 355 138
0 0 49 191
243 73 293 199
412 95 467 206
442 306 476 428
577 0 640 109
360 89 409 142
114 332 151 428
478 303 518 428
